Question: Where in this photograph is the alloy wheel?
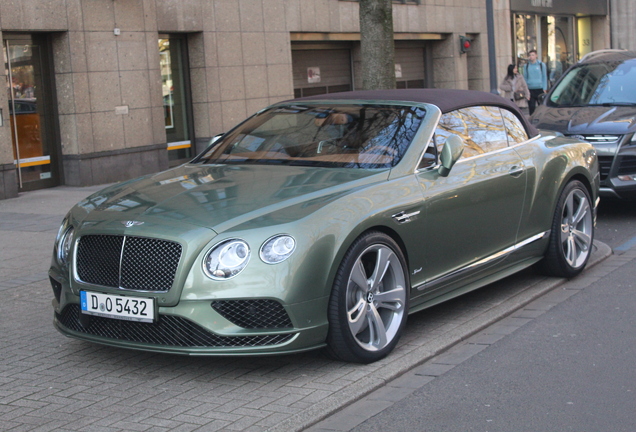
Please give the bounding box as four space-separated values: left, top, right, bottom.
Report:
345 244 407 352
560 188 593 268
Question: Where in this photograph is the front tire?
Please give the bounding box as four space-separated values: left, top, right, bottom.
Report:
539 180 594 278
326 232 409 363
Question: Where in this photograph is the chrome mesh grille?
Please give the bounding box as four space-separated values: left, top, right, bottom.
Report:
76 235 123 288
57 305 294 348
76 235 182 292
121 237 182 291
211 299 293 329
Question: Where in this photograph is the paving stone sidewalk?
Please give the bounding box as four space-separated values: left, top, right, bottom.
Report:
0 186 611 432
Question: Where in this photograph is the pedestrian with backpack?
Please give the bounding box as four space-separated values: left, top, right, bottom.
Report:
523 49 547 115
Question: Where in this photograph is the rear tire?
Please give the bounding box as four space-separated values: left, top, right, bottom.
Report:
326 232 409 363
538 180 594 278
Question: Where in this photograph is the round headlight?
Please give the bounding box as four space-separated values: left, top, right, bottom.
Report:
57 226 75 265
260 235 296 264
203 239 250 280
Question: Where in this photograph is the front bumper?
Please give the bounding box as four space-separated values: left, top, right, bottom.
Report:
50 275 330 356
599 183 636 200
599 177 636 200
597 146 636 200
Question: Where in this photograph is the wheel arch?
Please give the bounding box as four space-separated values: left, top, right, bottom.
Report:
324 225 411 363
565 171 596 203
536 174 595 277
324 223 412 298
364 225 411 271
539 168 596 234
552 167 598 219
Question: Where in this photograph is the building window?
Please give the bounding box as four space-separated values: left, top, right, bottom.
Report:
159 35 194 164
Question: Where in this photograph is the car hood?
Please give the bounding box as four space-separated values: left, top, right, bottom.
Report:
532 105 636 135
74 164 387 233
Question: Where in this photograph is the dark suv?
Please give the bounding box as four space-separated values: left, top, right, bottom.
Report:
531 50 636 200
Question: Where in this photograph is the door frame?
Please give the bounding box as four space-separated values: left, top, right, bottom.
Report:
4 32 62 191
159 33 196 167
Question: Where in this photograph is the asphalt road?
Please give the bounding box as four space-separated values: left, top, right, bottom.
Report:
342 252 636 432
308 198 636 432
595 198 636 250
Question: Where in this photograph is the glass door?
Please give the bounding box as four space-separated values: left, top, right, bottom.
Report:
577 17 593 61
514 14 575 89
541 15 575 87
159 35 194 165
4 34 58 191
514 14 538 66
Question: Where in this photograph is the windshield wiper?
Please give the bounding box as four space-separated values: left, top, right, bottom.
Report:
551 103 587 107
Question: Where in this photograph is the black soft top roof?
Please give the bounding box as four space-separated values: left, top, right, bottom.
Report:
292 88 539 138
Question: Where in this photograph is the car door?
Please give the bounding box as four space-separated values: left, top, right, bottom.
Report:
414 106 527 296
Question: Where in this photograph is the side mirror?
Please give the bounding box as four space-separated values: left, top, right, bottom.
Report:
537 93 546 104
438 135 464 177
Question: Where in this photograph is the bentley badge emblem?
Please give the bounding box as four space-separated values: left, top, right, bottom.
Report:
122 220 144 227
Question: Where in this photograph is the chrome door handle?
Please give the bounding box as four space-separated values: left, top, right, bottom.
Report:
509 166 524 177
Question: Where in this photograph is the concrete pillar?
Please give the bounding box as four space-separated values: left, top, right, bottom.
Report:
611 0 636 50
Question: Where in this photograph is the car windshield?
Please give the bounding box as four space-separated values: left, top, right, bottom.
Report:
548 58 636 107
194 104 426 169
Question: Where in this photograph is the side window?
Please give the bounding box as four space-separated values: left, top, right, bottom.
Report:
501 108 529 144
434 107 509 159
434 110 465 153
459 106 508 157
418 139 437 170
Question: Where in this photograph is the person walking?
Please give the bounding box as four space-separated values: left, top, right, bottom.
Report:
500 64 530 116
522 49 548 115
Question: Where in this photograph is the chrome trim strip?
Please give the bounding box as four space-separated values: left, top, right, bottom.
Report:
507 134 542 151
392 210 421 224
72 237 79 283
416 230 550 290
582 135 620 143
119 235 127 289
456 135 541 164
413 108 441 174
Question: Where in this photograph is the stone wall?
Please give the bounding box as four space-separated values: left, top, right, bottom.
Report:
0 0 495 195
610 0 636 50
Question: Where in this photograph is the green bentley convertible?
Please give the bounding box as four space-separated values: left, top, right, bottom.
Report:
50 89 599 363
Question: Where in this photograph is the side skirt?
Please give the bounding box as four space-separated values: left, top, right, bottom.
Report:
408 231 549 313
407 255 544 315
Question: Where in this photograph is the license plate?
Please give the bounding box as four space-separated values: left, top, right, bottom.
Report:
80 291 155 323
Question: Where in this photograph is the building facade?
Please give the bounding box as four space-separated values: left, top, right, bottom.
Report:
0 0 613 200
506 0 610 87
